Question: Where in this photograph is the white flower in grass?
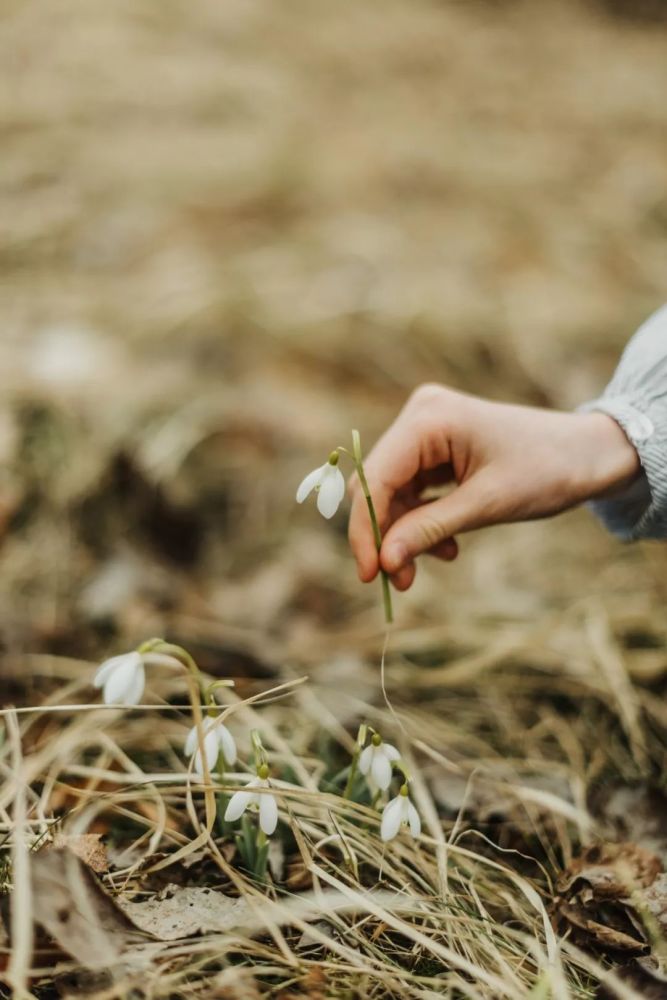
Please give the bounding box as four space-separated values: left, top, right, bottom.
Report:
359 734 400 791
381 785 421 842
296 452 345 519
184 718 237 776
224 764 278 836
93 651 146 706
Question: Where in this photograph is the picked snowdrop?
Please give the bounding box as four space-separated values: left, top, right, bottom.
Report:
359 732 400 791
296 430 393 623
184 717 237 777
93 650 146 706
296 451 345 520
224 763 278 836
381 784 421 842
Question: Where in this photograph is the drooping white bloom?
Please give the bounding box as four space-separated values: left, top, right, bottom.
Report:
224 774 278 836
381 786 421 842
93 651 146 706
184 718 237 776
296 454 345 519
359 737 400 791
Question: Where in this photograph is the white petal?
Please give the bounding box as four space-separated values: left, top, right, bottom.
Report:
93 651 140 688
335 466 346 503
327 463 346 503
381 796 403 842
224 788 255 822
259 789 278 835
383 743 401 762
358 745 373 775
371 750 392 790
218 725 237 766
102 658 144 705
184 724 199 757
407 801 421 838
122 663 146 706
204 729 220 768
194 730 220 776
296 465 325 504
316 466 345 519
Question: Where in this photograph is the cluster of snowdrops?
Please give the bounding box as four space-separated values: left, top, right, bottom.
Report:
91 438 420 873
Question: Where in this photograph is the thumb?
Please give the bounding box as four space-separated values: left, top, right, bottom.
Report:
380 479 493 573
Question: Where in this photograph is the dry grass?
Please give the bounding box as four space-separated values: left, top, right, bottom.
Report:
1 621 665 997
1 0 667 996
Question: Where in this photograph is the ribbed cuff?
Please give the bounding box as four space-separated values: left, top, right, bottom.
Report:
578 394 667 540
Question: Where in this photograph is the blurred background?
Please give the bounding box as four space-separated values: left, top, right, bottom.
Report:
2 0 667 701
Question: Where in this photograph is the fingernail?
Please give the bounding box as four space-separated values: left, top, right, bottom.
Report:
385 542 407 572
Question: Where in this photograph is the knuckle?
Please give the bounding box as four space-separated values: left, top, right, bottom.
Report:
417 512 445 550
408 383 446 410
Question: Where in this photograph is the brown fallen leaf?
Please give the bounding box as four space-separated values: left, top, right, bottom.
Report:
557 842 662 897
50 833 109 873
121 882 408 946
118 885 250 941
643 872 667 931
553 842 666 958
31 849 151 971
556 901 646 953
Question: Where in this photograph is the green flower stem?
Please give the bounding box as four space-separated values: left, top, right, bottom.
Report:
351 429 393 624
140 638 206 698
251 729 268 769
343 723 367 800
205 678 235 704
255 827 269 882
395 759 411 784
343 749 360 801
216 755 227 835
140 639 215 790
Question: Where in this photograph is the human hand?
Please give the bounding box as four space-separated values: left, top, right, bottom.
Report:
348 384 640 591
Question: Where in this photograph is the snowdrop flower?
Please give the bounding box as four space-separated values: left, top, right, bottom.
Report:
296 451 345 519
184 718 237 776
93 651 146 705
359 733 400 791
381 784 421 842
224 764 278 836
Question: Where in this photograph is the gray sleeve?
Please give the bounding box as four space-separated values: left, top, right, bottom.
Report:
578 303 667 540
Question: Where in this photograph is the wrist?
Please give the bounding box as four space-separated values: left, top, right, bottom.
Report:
577 412 641 499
